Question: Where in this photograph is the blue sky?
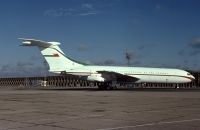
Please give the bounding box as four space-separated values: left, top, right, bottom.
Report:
0 0 200 77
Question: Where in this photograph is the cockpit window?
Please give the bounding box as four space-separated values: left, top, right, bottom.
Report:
187 73 191 76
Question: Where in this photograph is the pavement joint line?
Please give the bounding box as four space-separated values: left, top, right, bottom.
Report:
96 118 200 130
0 118 66 129
0 116 94 130
4 124 36 130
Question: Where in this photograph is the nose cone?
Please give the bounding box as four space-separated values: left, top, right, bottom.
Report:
191 75 195 81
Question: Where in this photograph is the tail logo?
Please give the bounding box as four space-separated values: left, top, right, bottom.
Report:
53 53 59 57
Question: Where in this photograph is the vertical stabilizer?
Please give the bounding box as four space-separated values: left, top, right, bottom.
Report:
19 38 84 73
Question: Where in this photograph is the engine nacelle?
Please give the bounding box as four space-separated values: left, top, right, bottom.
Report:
87 74 105 82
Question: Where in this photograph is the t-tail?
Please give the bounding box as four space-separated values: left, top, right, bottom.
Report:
19 38 85 73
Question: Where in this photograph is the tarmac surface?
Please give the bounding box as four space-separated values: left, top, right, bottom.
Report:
0 88 200 130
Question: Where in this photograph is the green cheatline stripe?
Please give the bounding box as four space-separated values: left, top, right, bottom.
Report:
43 55 56 57
66 72 194 81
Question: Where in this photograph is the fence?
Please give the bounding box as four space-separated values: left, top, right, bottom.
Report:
0 71 199 89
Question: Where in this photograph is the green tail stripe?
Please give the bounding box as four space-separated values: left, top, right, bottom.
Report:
44 55 56 57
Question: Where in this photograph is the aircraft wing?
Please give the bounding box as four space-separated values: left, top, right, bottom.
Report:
97 71 140 83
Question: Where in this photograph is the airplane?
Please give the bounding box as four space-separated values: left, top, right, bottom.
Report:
19 38 195 89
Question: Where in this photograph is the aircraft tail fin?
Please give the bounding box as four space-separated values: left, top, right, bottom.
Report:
19 38 85 73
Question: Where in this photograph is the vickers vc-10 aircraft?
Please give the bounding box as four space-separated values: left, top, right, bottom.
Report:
20 38 195 89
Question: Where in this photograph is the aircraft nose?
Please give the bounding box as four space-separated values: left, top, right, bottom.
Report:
191 75 195 81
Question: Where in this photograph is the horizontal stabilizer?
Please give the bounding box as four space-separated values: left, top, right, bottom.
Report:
19 38 60 48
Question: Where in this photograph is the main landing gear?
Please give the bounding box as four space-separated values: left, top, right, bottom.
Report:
97 82 117 90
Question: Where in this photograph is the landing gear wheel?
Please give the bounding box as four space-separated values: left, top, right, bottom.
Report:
98 83 110 90
107 86 114 90
98 85 108 90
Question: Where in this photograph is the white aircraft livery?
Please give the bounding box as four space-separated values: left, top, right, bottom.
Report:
20 38 195 89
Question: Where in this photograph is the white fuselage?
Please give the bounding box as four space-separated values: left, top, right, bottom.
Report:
65 66 195 83
20 38 195 84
